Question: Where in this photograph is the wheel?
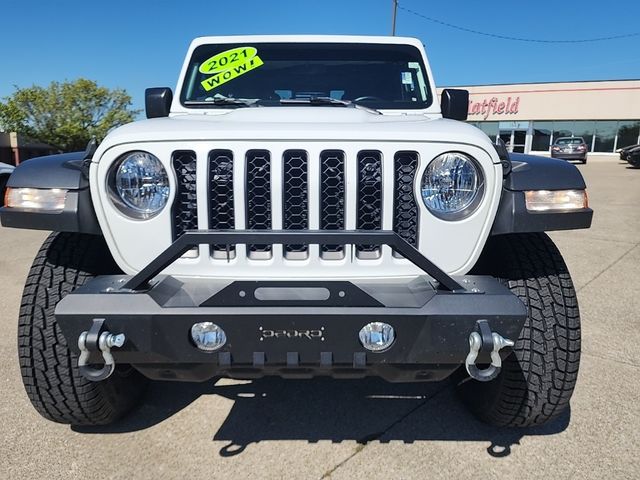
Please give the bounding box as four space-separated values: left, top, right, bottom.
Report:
458 233 581 427
18 232 147 425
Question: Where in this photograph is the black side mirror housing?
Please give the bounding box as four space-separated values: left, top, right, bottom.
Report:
145 87 173 119
440 88 469 121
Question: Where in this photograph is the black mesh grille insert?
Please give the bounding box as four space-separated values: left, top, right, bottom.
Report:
319 150 345 256
171 150 198 240
208 150 235 256
393 151 419 251
283 150 308 256
246 150 272 256
356 150 383 256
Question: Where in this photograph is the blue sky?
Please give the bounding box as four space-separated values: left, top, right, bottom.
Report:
1 0 638 114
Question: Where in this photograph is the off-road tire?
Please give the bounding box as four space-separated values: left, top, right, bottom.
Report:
459 233 581 427
18 232 147 425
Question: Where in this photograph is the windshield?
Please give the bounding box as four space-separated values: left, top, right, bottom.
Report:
556 138 584 145
181 42 432 110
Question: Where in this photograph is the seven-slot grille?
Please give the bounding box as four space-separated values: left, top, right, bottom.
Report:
171 149 420 260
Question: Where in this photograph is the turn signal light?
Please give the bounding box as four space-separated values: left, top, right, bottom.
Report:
5 187 68 213
525 189 588 212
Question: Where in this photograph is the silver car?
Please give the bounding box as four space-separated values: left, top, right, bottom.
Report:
551 137 588 164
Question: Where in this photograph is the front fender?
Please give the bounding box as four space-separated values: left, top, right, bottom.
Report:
0 152 101 234
491 153 592 235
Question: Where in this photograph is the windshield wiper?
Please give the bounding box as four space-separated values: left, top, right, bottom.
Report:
280 97 380 114
184 95 260 108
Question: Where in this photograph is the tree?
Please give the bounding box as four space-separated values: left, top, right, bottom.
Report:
0 79 140 152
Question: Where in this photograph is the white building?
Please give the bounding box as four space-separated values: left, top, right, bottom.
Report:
438 79 640 154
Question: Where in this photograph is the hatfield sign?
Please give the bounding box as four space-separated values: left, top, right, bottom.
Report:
468 96 520 120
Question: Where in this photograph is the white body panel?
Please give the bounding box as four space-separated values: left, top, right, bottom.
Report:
89 35 502 280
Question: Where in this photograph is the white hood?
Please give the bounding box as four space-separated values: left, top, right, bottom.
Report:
96 107 498 162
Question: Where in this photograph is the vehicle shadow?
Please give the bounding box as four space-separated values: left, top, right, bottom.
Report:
74 376 570 457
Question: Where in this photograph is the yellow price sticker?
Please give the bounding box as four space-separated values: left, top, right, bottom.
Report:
199 46 264 91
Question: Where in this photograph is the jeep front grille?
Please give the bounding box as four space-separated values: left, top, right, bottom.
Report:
319 150 345 257
356 150 383 256
283 150 309 257
208 150 235 256
170 147 421 263
171 151 198 240
393 151 419 248
246 150 272 256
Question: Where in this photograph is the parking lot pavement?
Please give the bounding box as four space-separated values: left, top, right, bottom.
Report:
1 156 638 480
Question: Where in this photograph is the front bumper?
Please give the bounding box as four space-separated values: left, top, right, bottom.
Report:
551 151 587 161
55 231 527 382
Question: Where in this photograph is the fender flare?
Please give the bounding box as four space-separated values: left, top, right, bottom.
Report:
491 153 593 235
0 152 101 234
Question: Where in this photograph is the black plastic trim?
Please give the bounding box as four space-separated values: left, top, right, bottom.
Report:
356 150 383 254
245 150 272 254
145 87 173 119
491 189 593 235
440 89 469 121
171 151 198 240
392 151 420 248
208 149 235 252
0 152 101 234
0 188 101 234
505 153 587 191
6 152 86 190
319 150 346 255
282 150 309 254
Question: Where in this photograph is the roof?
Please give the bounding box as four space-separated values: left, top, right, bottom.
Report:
189 35 424 49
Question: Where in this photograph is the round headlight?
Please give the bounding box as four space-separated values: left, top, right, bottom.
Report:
421 152 484 220
109 151 170 219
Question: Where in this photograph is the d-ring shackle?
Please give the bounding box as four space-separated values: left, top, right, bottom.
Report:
77 318 125 382
465 320 515 382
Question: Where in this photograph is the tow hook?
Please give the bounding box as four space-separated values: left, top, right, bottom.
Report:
465 319 514 382
77 318 125 382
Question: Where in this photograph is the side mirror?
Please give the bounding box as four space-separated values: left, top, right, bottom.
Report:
440 88 469 121
145 87 173 119
494 138 510 160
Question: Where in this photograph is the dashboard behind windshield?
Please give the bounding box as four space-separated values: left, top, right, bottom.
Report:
181 42 432 110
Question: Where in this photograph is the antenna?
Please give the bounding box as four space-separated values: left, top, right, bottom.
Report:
391 0 398 36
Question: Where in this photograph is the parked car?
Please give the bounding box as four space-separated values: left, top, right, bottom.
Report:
627 146 640 168
0 162 15 207
551 137 588 163
0 35 593 429
618 143 640 161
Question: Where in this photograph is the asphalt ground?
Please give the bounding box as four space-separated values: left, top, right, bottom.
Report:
1 155 638 479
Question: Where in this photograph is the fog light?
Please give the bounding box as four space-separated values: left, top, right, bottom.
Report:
359 322 395 352
191 322 226 351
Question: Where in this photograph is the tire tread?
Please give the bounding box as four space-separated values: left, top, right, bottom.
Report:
18 232 145 425
462 233 581 427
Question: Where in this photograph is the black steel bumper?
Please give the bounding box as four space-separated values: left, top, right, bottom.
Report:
55 231 527 382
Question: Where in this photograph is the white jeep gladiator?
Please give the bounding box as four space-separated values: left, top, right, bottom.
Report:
1 35 592 427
